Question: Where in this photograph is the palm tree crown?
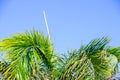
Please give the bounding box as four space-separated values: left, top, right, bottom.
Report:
0 30 54 80
0 30 120 80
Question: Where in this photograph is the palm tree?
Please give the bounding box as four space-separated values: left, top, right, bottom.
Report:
0 29 120 80
0 30 55 80
60 37 119 80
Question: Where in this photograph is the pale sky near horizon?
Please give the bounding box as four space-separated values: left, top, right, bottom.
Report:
0 0 120 54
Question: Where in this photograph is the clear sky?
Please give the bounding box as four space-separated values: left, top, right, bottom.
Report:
0 0 120 53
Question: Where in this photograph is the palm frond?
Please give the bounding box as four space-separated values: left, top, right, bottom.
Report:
83 37 110 54
0 30 54 79
77 37 117 79
60 51 95 80
107 47 120 62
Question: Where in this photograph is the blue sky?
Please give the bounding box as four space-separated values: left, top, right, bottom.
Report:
0 0 120 53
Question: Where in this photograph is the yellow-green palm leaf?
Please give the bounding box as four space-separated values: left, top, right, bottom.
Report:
0 30 53 80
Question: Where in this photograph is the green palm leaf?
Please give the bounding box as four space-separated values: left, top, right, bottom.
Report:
60 50 95 80
0 30 54 80
107 47 120 62
79 37 118 79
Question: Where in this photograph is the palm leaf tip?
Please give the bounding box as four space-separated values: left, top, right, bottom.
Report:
84 36 110 53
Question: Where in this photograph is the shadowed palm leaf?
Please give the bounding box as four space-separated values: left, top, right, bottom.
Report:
60 50 95 80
